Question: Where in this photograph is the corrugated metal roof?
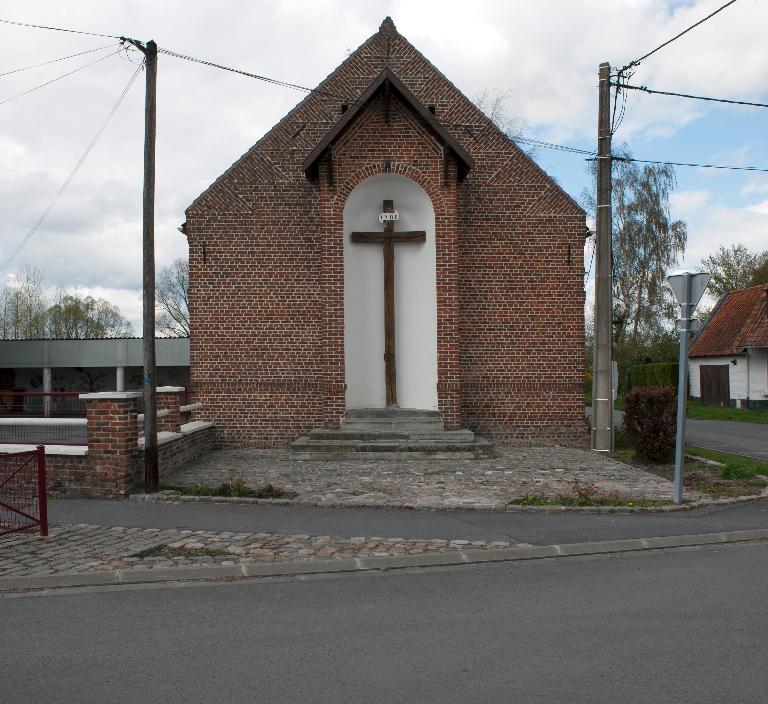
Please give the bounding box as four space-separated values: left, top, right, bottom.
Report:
689 284 768 357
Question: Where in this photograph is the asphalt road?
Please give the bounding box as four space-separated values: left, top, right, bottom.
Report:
2 541 767 703
50 497 768 545
686 418 768 460
587 406 767 459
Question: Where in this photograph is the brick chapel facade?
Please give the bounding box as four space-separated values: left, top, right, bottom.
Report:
184 18 588 448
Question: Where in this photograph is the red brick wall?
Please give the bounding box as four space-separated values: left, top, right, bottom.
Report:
185 21 587 448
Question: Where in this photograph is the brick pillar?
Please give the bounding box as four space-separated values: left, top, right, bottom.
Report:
80 391 141 496
156 386 184 433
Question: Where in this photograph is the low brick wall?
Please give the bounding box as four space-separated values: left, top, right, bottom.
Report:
158 422 216 482
2 388 216 498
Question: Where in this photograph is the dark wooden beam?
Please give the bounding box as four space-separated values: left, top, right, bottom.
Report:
351 232 425 243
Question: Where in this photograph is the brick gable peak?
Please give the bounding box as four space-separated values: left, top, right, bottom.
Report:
186 17 583 219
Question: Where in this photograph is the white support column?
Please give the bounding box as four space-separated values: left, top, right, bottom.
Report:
116 366 125 392
43 367 52 418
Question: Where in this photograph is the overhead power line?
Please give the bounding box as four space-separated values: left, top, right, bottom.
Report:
157 47 359 104
0 17 122 39
622 0 739 71
0 43 116 77
0 64 143 275
615 82 768 109
515 136 594 155
0 47 122 106
610 155 768 173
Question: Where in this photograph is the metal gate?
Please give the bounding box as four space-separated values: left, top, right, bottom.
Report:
0 446 48 537
700 365 730 407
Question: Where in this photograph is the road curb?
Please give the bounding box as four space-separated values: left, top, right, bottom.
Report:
3 528 768 593
127 491 767 513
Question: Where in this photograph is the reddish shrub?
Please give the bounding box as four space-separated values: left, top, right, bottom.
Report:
623 386 677 463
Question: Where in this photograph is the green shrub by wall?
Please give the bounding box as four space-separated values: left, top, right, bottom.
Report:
627 363 679 391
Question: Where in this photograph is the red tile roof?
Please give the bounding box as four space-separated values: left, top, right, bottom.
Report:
689 284 768 357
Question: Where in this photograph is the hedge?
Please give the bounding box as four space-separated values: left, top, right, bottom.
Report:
627 362 679 392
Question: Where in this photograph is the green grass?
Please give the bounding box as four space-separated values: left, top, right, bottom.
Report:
612 441 768 499
159 480 298 499
686 399 768 424
685 446 768 479
509 478 668 508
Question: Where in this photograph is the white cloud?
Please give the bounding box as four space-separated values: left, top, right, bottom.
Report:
0 0 766 331
669 189 710 218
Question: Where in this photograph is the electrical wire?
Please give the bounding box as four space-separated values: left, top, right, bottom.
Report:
0 63 143 275
616 82 768 109
0 47 122 106
621 0 739 71
0 17 122 39
0 43 117 77
610 155 768 173
514 136 594 155
157 47 358 104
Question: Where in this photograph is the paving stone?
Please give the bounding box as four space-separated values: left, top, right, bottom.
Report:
0 523 518 581
162 446 701 510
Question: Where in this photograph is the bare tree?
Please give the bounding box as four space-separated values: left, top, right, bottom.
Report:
156 258 189 336
0 266 48 339
473 89 524 136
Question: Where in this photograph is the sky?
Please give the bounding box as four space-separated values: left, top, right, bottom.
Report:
1 0 766 330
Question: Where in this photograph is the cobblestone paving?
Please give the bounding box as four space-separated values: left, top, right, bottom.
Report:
164 447 699 509
0 524 517 578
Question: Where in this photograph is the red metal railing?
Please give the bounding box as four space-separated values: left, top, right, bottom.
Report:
0 445 48 537
0 391 86 418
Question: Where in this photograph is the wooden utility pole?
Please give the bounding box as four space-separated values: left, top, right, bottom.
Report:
591 62 614 452
126 38 159 490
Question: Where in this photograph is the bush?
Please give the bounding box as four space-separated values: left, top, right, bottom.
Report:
627 363 678 392
623 386 677 463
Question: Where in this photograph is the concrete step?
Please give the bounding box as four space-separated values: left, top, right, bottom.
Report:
345 408 441 419
290 437 494 460
308 429 476 442
290 408 494 460
342 421 445 432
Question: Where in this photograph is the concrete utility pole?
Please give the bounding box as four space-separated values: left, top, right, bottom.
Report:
591 62 614 452
126 38 159 491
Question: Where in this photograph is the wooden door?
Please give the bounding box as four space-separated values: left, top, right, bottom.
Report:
700 365 730 406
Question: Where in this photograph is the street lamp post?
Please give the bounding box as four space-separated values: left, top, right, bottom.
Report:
667 271 710 505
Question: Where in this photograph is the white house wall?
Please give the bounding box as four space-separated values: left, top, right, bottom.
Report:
689 350 768 403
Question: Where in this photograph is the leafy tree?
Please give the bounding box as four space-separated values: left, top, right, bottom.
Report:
156 258 189 337
582 147 687 387
0 267 133 339
698 244 768 298
748 255 768 288
46 289 133 339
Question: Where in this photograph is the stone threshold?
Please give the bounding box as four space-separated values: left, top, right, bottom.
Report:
128 491 768 513
3 528 768 593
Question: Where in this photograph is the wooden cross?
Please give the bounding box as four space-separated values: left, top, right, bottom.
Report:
351 199 426 407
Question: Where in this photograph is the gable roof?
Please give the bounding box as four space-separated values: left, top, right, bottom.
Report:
689 284 768 357
186 17 584 219
301 67 474 177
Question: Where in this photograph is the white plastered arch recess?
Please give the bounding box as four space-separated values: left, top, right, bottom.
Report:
343 173 438 409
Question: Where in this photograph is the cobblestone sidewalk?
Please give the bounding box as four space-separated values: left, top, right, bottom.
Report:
0 524 518 579
163 447 698 509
